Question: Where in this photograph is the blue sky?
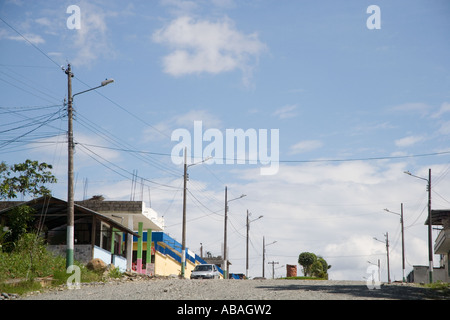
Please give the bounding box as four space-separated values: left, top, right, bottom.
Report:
1 0 450 281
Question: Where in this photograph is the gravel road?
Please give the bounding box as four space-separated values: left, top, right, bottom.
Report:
19 277 447 300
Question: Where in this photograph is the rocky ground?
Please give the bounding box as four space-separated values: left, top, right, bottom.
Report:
7 273 448 300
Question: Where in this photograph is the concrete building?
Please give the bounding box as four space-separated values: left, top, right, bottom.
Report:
408 209 450 283
75 199 164 272
0 196 138 271
428 209 450 283
132 231 224 278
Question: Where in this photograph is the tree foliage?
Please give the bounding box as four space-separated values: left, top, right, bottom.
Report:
0 160 57 200
298 252 317 276
298 252 331 278
2 205 36 252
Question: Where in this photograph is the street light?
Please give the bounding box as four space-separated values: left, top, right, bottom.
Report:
223 188 246 279
373 233 390 283
246 210 263 278
181 148 212 278
65 64 114 268
367 260 381 284
384 204 406 282
263 237 277 278
404 169 433 283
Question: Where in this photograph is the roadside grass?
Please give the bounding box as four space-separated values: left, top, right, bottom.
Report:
423 281 450 297
0 233 108 296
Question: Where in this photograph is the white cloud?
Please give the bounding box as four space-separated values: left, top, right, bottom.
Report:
152 16 266 84
273 104 297 119
0 30 45 45
431 102 450 119
289 140 323 154
143 109 222 142
69 1 115 67
438 121 450 135
389 102 432 117
209 160 441 281
394 135 425 148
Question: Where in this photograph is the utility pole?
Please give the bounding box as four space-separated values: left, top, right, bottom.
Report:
63 64 113 269
246 210 249 278
384 204 406 282
262 237 276 278
373 233 390 283
404 168 433 283
268 261 279 279
386 232 391 284
65 64 75 269
181 147 188 278
223 189 246 279
180 151 211 278
400 203 406 282
223 186 228 279
262 236 265 278
427 168 433 283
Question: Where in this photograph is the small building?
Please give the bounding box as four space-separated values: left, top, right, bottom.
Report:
131 231 224 278
0 196 138 271
75 198 164 272
428 209 450 283
408 209 450 283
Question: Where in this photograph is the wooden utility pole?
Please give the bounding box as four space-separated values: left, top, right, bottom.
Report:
262 237 265 278
386 232 391 284
181 147 187 278
223 186 228 279
65 64 74 269
427 168 433 283
268 261 279 279
246 210 249 278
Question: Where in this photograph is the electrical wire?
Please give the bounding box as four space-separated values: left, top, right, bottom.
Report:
0 16 62 69
76 143 181 190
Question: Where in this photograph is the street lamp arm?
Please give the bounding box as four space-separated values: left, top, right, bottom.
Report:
228 194 247 203
383 208 400 216
403 171 428 182
187 156 212 168
265 240 277 247
72 79 115 99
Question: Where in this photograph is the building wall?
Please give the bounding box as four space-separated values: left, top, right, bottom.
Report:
153 250 196 277
131 231 210 277
408 266 448 283
48 244 92 263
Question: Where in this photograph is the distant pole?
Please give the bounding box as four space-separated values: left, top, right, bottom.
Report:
246 210 249 278
404 168 433 283
223 186 228 279
268 261 279 279
386 232 391 284
378 259 381 284
427 168 433 283
400 203 406 282
65 64 74 269
181 147 187 278
262 236 265 278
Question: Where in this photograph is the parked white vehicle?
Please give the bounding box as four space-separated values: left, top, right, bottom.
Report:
190 264 221 279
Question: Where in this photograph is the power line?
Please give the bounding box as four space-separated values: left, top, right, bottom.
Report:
76 143 181 190
0 16 61 69
42 140 450 164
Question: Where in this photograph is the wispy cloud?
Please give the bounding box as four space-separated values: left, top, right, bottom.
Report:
152 15 266 85
289 140 323 154
68 1 116 67
273 104 298 119
0 28 45 45
394 135 425 148
431 102 450 119
143 109 222 142
388 102 432 117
